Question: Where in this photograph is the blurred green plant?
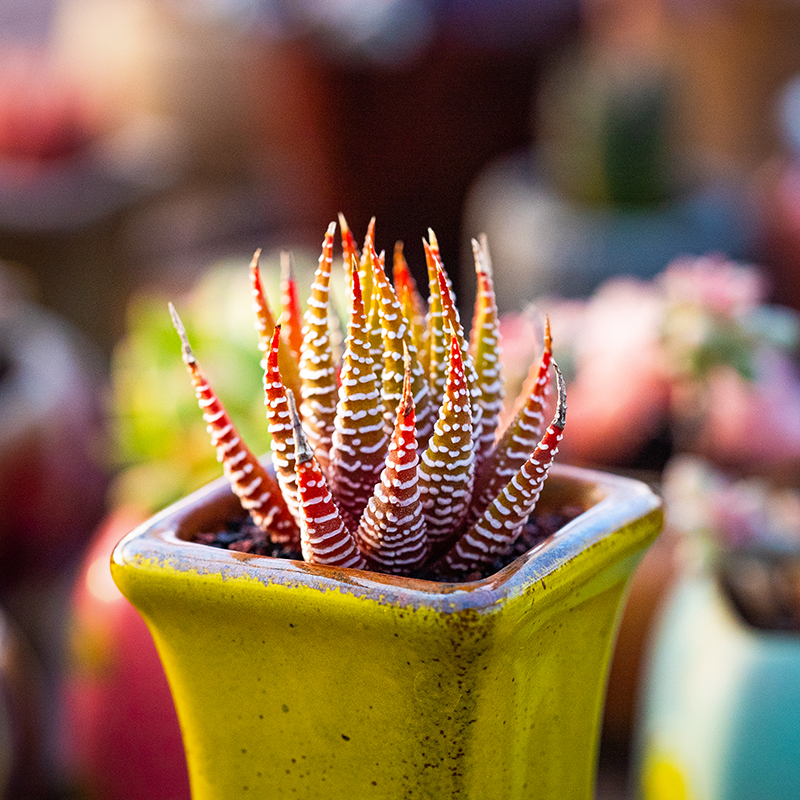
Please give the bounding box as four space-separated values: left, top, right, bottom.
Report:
109 249 339 514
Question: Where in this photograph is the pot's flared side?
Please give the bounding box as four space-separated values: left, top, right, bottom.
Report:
112 465 662 800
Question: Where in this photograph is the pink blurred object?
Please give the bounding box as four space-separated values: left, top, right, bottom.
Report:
664 454 800 552
59 509 190 800
501 255 800 473
659 254 767 314
689 351 800 473
556 278 671 465
0 47 96 164
501 278 671 466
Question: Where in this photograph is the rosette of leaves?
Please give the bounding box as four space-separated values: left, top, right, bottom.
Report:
172 220 566 577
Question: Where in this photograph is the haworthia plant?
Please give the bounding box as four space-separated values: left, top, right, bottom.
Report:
173 220 565 577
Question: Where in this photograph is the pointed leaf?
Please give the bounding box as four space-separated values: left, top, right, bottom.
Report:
170 303 299 544
435 257 483 452
328 268 388 522
445 362 566 573
467 237 504 469
338 212 359 281
288 391 367 569
327 291 346 381
470 317 552 521
393 241 429 373
298 221 339 468
356 360 428 574
263 322 303 527
418 333 474 546
423 237 448 408
280 250 305 364
356 217 376 312
370 240 434 443
251 250 302 403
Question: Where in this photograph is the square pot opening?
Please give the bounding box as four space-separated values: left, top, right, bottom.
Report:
171 465 607 584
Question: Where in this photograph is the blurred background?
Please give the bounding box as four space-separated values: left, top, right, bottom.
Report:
2 0 800 798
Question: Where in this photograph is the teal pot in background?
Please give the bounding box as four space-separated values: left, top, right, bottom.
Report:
635 567 800 800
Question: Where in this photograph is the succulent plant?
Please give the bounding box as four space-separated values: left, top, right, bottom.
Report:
172 219 566 578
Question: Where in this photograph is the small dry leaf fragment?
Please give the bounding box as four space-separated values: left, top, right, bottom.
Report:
445 361 566 572
288 390 366 569
170 303 299 544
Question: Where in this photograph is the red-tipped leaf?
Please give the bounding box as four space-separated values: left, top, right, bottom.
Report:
170 303 299 544
445 361 566 572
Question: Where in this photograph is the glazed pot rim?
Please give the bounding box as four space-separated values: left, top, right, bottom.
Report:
113 463 661 612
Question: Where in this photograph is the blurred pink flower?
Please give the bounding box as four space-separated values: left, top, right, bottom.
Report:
692 349 800 472
499 255 800 472
659 255 766 316
553 278 670 464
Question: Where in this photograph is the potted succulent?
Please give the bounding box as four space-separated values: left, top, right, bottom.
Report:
112 220 662 799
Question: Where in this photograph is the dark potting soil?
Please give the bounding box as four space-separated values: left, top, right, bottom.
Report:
193 505 585 583
718 550 800 632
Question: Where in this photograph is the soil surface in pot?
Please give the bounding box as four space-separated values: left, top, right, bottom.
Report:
194 506 585 582
720 550 800 632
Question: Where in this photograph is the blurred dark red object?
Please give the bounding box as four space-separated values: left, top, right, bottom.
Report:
0 47 96 163
0 291 107 589
59 509 190 800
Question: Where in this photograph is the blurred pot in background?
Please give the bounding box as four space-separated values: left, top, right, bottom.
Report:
0 267 107 591
636 457 800 800
0 266 107 797
465 41 756 314
59 509 190 800
637 568 800 800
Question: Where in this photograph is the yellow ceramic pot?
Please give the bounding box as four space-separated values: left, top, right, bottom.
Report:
112 464 661 800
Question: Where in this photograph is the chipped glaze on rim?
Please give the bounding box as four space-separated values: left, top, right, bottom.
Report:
113 463 661 613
